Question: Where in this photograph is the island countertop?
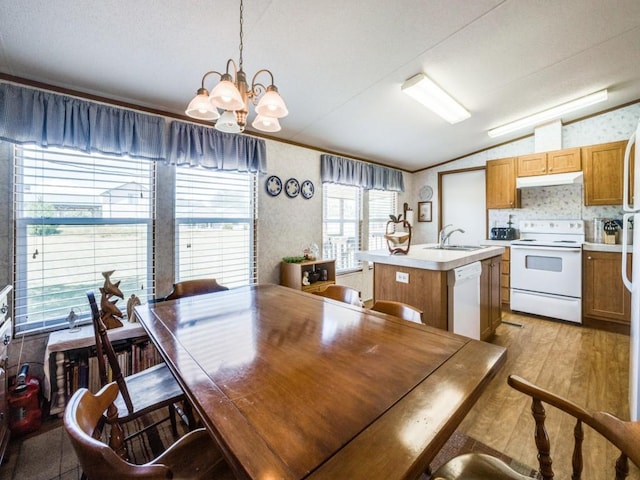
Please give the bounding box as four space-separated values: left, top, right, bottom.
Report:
356 244 505 271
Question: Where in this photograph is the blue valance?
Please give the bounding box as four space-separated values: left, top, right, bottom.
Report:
320 154 404 192
0 83 166 160
167 121 267 174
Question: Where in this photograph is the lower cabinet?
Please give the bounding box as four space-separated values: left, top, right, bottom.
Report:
583 251 631 333
480 256 502 341
372 256 502 339
501 247 510 306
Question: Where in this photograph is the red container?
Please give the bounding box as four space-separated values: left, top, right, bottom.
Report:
8 364 42 437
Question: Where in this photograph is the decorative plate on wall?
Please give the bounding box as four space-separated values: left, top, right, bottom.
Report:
266 175 282 196
301 180 314 199
285 178 300 198
419 185 433 201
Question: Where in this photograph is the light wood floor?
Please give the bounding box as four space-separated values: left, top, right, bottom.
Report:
458 309 639 479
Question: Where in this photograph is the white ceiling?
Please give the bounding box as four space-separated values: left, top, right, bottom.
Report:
1 0 639 172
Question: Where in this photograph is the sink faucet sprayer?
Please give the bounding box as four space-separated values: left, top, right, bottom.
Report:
439 225 465 248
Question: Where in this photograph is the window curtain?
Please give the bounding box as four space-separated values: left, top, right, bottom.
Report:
0 83 166 160
320 154 404 192
167 121 267 174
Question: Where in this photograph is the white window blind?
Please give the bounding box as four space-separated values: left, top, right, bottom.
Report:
368 190 397 251
322 184 361 273
14 145 154 335
175 168 256 287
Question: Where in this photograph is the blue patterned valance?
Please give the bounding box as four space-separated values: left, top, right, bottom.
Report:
0 83 166 160
167 121 267 174
320 154 404 192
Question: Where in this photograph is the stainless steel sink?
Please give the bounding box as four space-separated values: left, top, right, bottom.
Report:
424 245 484 251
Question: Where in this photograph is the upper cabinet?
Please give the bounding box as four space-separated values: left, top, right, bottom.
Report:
517 148 581 177
582 140 628 206
486 157 520 209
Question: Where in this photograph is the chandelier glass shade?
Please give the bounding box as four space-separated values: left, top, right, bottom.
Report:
184 0 288 133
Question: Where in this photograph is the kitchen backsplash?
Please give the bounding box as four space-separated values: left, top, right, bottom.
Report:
489 184 623 242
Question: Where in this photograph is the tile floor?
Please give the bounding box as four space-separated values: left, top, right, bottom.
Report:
0 420 80 480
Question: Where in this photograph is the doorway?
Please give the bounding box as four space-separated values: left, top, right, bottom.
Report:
439 168 486 245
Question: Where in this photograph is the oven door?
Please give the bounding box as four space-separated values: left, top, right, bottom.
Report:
510 245 582 298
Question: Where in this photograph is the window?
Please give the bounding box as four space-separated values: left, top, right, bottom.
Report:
323 185 397 273
175 168 256 287
14 145 154 335
368 190 397 251
322 184 361 272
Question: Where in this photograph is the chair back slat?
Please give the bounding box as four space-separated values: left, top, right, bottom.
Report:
164 278 228 301
313 285 361 306
87 290 134 414
509 375 637 479
87 291 108 388
370 300 423 323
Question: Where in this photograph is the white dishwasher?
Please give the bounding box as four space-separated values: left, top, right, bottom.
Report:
447 261 482 340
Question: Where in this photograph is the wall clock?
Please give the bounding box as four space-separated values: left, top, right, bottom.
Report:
301 180 314 199
419 185 433 201
266 175 282 196
285 178 300 198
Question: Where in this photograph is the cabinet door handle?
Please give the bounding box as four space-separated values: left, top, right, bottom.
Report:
587 256 592 260
0 304 6 315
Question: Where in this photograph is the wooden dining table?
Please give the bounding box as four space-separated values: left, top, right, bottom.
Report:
134 283 506 480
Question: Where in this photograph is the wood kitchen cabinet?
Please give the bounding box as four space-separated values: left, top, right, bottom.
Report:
583 140 628 206
486 157 520 209
501 247 510 306
517 147 581 177
480 256 502 340
373 264 448 331
583 251 631 334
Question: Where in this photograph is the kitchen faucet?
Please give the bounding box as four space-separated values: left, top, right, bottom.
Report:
439 225 465 248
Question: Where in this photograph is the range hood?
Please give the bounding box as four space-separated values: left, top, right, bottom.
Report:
516 171 583 189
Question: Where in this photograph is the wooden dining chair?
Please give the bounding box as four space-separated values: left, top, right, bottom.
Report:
370 300 423 324
431 374 640 479
64 382 234 480
313 284 362 306
164 278 229 301
87 291 193 459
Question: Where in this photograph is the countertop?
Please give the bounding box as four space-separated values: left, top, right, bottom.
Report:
583 242 628 252
356 244 505 271
483 240 628 252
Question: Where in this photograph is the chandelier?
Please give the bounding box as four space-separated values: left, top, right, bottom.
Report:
185 0 288 133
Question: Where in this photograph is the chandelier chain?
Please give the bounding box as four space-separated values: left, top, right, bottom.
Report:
238 0 244 70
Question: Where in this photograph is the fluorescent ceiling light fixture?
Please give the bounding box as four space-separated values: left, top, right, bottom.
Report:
401 73 471 124
488 89 608 138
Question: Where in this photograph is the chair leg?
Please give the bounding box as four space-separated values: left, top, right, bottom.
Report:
169 404 178 436
184 400 196 431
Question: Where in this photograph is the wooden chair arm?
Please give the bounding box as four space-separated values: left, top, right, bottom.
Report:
594 412 640 467
152 428 229 476
507 375 593 423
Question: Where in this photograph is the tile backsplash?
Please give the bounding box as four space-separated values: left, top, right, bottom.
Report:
489 184 623 242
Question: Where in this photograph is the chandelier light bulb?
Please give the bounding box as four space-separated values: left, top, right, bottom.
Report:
255 87 288 118
210 78 245 111
252 114 281 133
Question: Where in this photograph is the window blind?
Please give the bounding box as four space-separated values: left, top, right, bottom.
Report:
13 145 155 335
322 184 362 273
175 167 257 287
368 190 397 251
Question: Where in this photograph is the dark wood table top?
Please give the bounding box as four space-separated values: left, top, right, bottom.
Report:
134 284 506 480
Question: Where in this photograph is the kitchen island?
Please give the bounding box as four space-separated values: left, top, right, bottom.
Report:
357 244 505 339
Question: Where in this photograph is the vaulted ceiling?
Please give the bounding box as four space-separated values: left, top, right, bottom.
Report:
1 0 639 171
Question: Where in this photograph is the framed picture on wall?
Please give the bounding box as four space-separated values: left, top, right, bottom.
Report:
418 201 432 222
